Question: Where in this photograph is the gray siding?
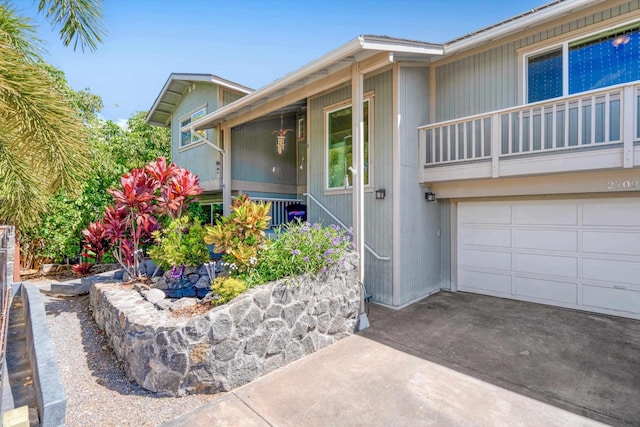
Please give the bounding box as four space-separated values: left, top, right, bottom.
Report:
171 82 220 184
308 71 394 305
397 65 441 305
435 1 640 122
223 90 245 106
231 115 297 188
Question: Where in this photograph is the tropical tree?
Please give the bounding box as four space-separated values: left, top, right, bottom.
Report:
0 0 106 230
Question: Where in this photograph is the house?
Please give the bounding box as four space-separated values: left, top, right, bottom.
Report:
146 0 640 320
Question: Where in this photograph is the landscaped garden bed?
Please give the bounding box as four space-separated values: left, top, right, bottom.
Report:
78 157 362 395
90 253 359 396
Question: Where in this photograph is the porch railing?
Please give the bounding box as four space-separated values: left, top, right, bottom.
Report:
253 197 304 228
419 82 640 175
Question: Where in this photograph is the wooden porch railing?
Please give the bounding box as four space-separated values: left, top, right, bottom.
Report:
252 197 304 228
419 82 639 178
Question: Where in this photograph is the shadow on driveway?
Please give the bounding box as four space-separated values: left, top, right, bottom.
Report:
360 291 640 427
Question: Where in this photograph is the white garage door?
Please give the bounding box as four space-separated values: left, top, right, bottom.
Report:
457 198 640 319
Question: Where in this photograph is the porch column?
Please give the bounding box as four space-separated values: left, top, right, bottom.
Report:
351 63 365 284
222 124 232 216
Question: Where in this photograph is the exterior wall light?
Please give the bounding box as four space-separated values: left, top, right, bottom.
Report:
375 189 386 200
425 192 436 202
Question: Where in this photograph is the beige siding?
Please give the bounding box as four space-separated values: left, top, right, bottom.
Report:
172 83 220 185
308 71 394 305
435 1 640 122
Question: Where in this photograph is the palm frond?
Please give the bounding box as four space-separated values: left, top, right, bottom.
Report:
37 0 105 52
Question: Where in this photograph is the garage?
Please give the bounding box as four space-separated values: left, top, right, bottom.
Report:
456 197 640 319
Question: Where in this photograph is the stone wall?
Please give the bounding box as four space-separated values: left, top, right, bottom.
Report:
90 254 360 396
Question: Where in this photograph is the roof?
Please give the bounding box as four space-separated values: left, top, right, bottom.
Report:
444 0 610 54
145 73 254 127
192 35 444 130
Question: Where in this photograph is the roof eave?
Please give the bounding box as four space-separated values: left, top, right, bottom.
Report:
444 0 611 55
192 36 444 130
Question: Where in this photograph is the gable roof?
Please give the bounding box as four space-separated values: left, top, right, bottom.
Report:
192 35 444 130
145 73 253 127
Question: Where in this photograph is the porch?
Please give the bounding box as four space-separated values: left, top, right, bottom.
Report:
419 81 640 184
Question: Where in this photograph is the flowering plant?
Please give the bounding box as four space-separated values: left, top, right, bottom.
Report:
243 221 352 287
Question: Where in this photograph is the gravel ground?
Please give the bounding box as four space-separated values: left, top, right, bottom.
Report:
42 293 218 426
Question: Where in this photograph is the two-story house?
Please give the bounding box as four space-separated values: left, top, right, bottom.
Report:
147 0 640 320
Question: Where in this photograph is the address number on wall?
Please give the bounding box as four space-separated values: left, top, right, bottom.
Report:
607 180 639 189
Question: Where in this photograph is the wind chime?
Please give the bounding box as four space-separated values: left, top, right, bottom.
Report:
273 113 293 155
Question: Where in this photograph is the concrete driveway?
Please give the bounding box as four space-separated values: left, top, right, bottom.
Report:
361 291 640 426
163 291 639 426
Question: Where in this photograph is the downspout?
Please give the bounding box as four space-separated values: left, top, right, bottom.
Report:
352 63 369 331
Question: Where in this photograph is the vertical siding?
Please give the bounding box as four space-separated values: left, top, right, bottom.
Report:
435 0 640 122
231 115 297 186
439 199 451 290
223 90 245 106
308 71 394 305
171 83 220 184
397 66 441 305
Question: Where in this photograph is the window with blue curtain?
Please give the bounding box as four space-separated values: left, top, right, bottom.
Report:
527 48 563 103
569 26 640 94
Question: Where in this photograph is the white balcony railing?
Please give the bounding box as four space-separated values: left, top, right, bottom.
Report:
419 82 640 182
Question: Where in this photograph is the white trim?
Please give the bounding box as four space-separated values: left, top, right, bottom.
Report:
179 104 208 148
520 18 640 103
323 93 374 191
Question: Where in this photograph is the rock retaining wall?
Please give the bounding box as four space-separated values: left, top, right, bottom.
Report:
90 254 360 396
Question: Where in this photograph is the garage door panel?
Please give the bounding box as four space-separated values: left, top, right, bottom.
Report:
514 277 577 304
583 258 640 285
458 204 511 225
460 227 511 247
457 197 640 319
583 200 640 226
515 253 578 278
514 229 578 252
583 285 640 314
460 249 511 270
514 204 577 226
583 231 640 256
459 270 512 294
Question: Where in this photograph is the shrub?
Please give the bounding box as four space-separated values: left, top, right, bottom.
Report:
148 215 210 270
210 276 247 306
204 195 271 273
81 157 203 279
243 221 352 287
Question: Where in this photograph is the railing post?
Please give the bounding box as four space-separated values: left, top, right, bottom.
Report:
491 113 501 178
623 85 634 168
418 129 427 180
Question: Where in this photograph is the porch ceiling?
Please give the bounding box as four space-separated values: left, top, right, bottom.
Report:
192 35 443 130
145 73 253 128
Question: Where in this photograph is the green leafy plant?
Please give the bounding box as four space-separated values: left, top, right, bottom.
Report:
243 221 353 287
204 195 271 273
210 276 247 306
148 215 210 270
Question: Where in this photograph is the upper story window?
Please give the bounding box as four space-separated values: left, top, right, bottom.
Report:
180 106 206 147
326 98 371 189
526 23 640 103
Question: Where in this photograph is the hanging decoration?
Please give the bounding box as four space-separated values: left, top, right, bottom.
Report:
273 113 293 154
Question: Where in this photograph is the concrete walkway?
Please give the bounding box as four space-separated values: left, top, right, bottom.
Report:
161 334 603 427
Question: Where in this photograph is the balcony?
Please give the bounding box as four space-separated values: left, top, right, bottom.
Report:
418 82 640 184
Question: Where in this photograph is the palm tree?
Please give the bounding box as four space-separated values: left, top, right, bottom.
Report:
0 0 106 230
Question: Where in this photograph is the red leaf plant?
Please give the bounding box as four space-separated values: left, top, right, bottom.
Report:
81 157 202 281
81 221 110 264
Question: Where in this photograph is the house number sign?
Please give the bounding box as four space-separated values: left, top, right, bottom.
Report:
606 180 639 189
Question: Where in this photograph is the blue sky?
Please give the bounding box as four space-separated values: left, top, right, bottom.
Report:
20 0 546 123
